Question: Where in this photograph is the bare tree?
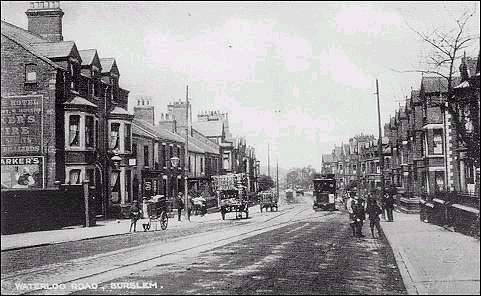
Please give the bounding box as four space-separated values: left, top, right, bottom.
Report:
399 5 480 168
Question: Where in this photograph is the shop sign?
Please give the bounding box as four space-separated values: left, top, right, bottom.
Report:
1 156 44 189
1 95 44 155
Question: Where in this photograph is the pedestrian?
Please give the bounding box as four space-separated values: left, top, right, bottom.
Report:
351 193 366 237
385 193 395 222
129 200 142 232
176 192 185 222
366 196 383 238
380 190 387 221
346 192 356 237
186 193 194 221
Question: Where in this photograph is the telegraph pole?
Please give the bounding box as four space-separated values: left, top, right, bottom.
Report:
376 79 385 199
185 85 189 220
276 159 279 198
267 143 270 178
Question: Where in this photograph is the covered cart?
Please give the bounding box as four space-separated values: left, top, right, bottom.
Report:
212 173 249 220
259 190 278 212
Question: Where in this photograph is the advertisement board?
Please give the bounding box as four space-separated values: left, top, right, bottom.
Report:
1 95 44 155
1 156 45 189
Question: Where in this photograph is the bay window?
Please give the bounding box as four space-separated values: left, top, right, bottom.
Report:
110 170 121 204
69 115 80 147
69 169 81 184
110 122 120 150
433 129 443 155
85 116 94 148
124 124 131 152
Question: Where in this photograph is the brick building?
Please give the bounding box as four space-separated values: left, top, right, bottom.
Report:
1 2 134 218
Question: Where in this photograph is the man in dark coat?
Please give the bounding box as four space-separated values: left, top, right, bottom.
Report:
351 194 366 237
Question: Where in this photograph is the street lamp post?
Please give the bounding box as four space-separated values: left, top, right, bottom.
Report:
170 156 180 210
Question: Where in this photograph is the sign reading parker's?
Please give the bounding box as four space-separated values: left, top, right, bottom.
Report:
1 156 45 189
1 95 44 155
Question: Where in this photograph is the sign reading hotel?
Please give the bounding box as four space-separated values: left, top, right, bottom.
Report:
1 156 45 189
1 95 44 155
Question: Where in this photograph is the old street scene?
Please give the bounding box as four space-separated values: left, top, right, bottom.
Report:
1 1 480 295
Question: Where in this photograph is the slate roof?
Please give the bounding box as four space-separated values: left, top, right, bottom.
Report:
63 96 97 108
110 106 133 116
322 154 334 163
131 119 208 155
1 20 46 44
31 41 77 59
79 49 97 66
100 58 115 73
1 21 62 70
192 121 224 137
421 76 461 93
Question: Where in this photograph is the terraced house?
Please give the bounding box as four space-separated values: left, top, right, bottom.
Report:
1 1 133 218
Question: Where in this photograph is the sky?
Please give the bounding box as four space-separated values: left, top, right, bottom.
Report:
2 1 480 173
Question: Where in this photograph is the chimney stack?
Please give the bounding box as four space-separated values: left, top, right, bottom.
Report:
26 1 64 42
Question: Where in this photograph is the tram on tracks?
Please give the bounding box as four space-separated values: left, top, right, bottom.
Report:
312 173 336 211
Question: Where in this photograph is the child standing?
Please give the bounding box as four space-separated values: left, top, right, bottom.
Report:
129 200 142 232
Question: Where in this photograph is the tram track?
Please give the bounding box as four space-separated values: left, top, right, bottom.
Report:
3 203 336 295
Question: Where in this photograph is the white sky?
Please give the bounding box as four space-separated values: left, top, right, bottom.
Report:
2 1 480 172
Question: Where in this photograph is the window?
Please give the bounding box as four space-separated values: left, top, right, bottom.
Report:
132 144 137 158
85 116 94 148
95 121 99 149
189 156 191 172
25 64 37 83
110 122 120 150
69 115 80 147
69 169 81 184
434 171 445 191
162 145 166 167
162 179 167 196
70 63 75 90
110 170 121 204
144 145 149 167
433 129 443 154
200 157 203 173
169 146 173 167
124 124 131 152
86 169 95 186
125 170 131 203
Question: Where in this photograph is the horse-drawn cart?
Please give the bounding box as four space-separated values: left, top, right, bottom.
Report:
259 190 278 212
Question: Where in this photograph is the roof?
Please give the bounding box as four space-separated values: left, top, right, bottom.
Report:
31 41 78 59
63 96 97 108
100 58 115 73
110 106 133 116
322 154 334 163
133 118 184 144
79 49 97 66
192 121 224 137
1 21 62 70
189 135 219 155
1 20 46 44
421 76 461 93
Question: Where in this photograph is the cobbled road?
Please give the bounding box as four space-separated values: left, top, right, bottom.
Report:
1 195 406 295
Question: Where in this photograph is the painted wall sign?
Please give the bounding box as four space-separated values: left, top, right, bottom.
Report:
1 95 44 155
1 156 44 189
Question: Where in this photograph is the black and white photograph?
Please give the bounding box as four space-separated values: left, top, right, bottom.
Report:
1 1 480 295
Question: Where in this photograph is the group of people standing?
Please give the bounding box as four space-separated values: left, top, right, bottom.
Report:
345 189 395 238
175 192 207 222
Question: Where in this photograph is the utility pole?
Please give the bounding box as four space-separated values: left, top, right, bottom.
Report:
276 159 279 199
376 79 385 199
185 85 189 221
268 143 270 178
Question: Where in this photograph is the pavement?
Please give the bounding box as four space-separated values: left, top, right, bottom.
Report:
381 210 480 295
1 209 223 252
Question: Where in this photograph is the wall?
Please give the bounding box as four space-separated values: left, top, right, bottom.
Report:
1 35 61 188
